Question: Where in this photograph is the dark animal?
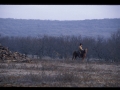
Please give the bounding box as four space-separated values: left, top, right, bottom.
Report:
72 48 87 61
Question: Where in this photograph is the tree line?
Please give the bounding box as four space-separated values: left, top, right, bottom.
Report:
0 18 120 38
0 29 120 62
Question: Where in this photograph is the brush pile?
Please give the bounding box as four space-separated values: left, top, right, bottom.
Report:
0 44 31 63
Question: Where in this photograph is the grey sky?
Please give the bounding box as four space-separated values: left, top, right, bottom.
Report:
0 5 120 20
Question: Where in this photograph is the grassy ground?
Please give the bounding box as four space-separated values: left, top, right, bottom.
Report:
0 59 120 87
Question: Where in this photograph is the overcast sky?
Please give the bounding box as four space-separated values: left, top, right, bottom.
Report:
0 5 120 20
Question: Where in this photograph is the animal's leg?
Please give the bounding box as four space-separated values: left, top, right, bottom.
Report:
72 56 74 60
78 54 80 58
72 54 75 60
82 57 85 62
82 59 84 62
75 55 77 60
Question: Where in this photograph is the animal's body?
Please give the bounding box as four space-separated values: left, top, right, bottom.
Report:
72 48 87 61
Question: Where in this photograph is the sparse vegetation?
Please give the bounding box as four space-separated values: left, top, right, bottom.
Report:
0 59 120 87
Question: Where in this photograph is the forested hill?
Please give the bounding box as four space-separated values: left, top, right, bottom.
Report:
0 18 120 38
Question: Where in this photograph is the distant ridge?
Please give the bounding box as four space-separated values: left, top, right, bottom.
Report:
0 18 120 38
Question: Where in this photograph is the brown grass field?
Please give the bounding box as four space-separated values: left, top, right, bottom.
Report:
0 59 120 87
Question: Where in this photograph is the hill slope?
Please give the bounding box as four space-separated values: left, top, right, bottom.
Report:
0 18 120 38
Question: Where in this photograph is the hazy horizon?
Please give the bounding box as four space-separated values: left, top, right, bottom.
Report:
0 5 120 21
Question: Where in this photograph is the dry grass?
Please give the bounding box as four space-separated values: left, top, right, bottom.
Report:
0 59 120 87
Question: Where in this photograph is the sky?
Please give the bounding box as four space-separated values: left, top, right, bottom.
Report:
0 5 120 21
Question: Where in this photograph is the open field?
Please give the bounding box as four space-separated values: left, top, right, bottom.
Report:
0 59 120 87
